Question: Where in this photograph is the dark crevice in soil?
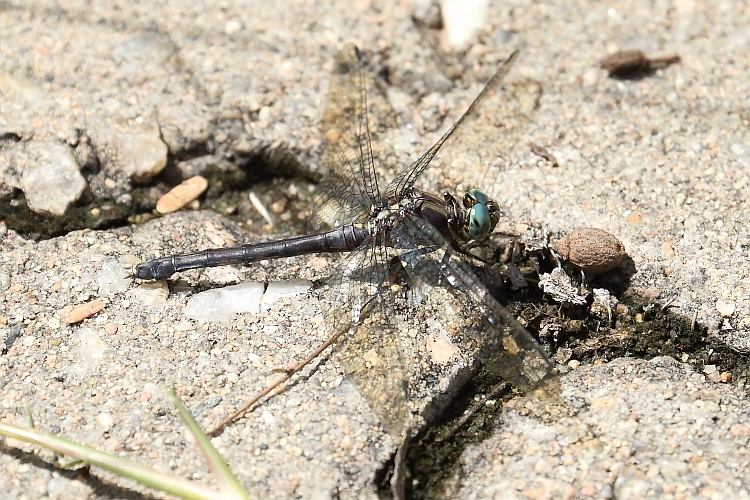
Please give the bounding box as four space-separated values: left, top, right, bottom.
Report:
1 129 318 240
0 188 152 241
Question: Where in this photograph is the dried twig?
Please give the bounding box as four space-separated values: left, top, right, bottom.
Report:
529 143 559 167
209 323 349 435
661 298 677 311
691 309 699 332
601 50 680 77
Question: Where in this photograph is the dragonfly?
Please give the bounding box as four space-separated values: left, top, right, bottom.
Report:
134 45 554 437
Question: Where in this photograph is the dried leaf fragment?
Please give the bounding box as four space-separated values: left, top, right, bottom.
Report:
590 288 619 321
538 267 587 306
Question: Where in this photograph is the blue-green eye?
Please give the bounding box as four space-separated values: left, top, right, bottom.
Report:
467 189 490 205
467 203 491 239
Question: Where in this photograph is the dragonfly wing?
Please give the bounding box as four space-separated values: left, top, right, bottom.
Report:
315 236 414 437
312 44 381 230
318 236 387 326
338 294 415 438
390 214 553 390
437 74 542 196
385 51 520 198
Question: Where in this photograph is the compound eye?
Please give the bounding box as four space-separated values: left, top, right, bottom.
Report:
467 203 491 239
468 189 490 204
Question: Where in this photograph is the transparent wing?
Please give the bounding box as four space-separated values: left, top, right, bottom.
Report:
315 235 414 437
318 235 386 326
439 75 542 194
338 296 414 438
311 44 381 230
385 50 520 198
311 169 373 230
390 213 554 390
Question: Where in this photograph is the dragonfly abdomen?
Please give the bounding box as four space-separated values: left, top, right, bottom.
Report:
135 224 370 280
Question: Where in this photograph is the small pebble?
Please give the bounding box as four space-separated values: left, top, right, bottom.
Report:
428 333 460 364
626 213 642 225
568 360 581 369
440 0 489 49
324 128 342 142
716 300 736 317
156 175 209 214
660 241 675 259
270 198 287 214
60 299 106 324
224 18 242 35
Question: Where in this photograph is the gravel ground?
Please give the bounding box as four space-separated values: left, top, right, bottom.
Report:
1 215 396 499
1 0 749 498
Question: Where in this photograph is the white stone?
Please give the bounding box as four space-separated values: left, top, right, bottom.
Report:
204 266 245 284
97 258 131 294
128 282 169 306
96 412 114 430
184 282 265 321
115 131 168 183
440 0 489 49
716 300 736 317
71 328 109 375
261 279 313 311
224 18 242 35
261 410 275 425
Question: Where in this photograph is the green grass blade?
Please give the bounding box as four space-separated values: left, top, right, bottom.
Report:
166 386 249 500
0 423 225 500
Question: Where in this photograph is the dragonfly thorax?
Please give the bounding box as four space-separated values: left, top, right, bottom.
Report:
369 194 417 236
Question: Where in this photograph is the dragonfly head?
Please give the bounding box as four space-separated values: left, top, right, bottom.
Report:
463 189 500 240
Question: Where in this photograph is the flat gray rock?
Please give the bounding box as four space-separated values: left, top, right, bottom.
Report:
452 357 750 499
184 281 266 320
